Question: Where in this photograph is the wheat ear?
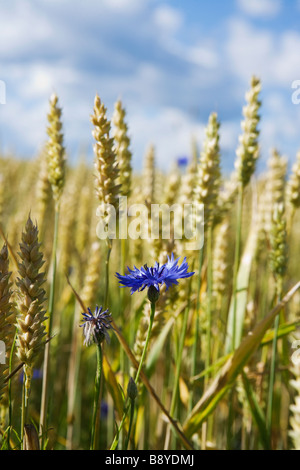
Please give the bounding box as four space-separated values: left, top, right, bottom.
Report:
16 216 47 404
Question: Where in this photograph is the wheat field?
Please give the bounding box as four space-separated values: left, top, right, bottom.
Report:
0 77 300 451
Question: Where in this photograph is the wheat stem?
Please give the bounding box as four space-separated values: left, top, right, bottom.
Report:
90 343 103 450
39 208 59 447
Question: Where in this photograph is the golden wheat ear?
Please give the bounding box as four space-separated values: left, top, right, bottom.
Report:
112 99 132 198
15 215 47 402
91 94 121 225
194 112 221 226
46 93 66 211
234 76 261 188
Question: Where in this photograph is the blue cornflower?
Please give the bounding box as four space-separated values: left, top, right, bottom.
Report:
80 305 113 346
177 156 189 167
115 254 194 300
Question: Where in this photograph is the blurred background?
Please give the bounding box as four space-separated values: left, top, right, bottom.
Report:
0 0 299 172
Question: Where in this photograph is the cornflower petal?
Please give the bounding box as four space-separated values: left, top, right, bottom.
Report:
115 254 194 296
80 305 113 346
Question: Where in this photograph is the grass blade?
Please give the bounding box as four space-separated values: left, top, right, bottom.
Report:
183 281 300 438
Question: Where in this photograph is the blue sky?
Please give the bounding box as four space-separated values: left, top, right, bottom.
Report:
0 0 300 173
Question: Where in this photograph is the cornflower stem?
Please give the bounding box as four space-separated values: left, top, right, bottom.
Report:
40 208 59 447
110 301 156 450
267 283 283 438
189 253 202 414
124 398 135 450
90 343 103 450
165 272 194 449
232 182 244 351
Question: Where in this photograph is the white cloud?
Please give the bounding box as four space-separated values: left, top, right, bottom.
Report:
225 19 300 86
185 44 218 68
152 5 218 69
2 61 84 103
0 1 53 57
19 63 81 99
129 107 205 170
102 0 145 13
157 36 218 69
263 93 300 141
153 5 183 34
237 0 281 17
271 32 300 85
1 99 48 153
225 19 272 82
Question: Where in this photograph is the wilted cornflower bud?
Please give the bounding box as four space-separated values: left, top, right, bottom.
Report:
127 377 138 401
80 306 113 346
